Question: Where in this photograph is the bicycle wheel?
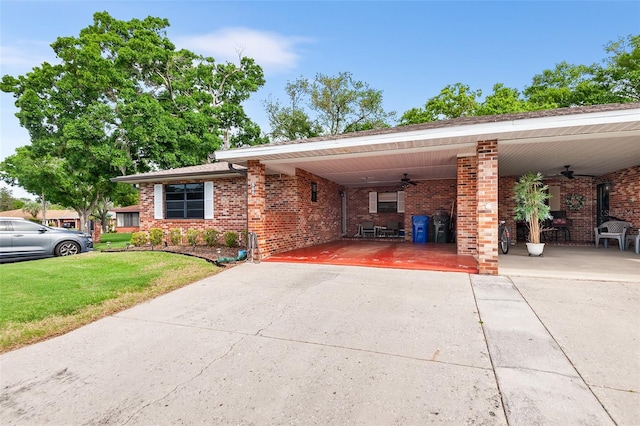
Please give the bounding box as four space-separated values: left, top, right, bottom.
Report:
500 227 510 254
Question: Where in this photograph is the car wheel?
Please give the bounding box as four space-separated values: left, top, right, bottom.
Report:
55 241 81 256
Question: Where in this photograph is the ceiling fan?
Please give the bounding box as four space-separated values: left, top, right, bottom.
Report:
559 165 595 179
400 173 418 186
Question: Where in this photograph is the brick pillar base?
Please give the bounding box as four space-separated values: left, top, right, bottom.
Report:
246 160 267 257
476 140 499 275
457 155 477 256
92 221 102 243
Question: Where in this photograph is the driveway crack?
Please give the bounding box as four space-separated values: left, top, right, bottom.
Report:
121 334 247 425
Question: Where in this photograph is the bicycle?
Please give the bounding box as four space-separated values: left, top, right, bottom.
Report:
498 220 510 254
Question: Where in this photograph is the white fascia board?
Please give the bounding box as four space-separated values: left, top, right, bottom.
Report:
215 108 640 162
111 171 242 184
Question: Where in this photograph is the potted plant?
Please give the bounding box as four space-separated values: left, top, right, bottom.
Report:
513 172 552 256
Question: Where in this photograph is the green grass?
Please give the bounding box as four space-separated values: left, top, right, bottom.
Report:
0 251 220 352
94 232 132 250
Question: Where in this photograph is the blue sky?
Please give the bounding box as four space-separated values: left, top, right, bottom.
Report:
1 0 639 198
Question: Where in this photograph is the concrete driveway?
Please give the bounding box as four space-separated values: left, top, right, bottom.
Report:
1 262 638 425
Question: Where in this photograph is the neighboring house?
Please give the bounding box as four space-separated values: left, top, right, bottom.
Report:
113 103 640 275
113 205 140 233
0 209 81 229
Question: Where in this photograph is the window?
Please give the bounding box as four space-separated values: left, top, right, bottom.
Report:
11 220 44 232
377 192 398 213
117 213 140 227
165 183 205 219
369 191 405 213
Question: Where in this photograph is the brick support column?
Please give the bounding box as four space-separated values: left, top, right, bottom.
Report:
456 155 477 256
92 221 102 243
476 140 499 275
246 160 267 257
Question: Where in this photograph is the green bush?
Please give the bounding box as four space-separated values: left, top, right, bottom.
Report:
223 231 238 248
186 229 200 247
241 229 248 247
202 229 220 247
130 231 148 247
169 228 182 246
149 228 164 249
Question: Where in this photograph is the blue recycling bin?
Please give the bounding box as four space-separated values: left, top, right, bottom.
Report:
412 215 429 244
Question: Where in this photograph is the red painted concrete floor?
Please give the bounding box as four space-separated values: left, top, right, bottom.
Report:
265 240 479 273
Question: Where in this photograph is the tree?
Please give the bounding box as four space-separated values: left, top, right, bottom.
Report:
400 83 481 125
1 12 266 231
264 72 395 141
597 34 640 102
523 61 606 107
0 187 20 211
476 83 553 116
22 200 41 219
264 78 322 141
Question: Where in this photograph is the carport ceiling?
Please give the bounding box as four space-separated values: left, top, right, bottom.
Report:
216 105 640 187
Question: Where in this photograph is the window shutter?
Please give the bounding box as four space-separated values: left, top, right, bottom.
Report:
204 181 214 219
369 192 377 213
154 184 163 219
397 191 405 213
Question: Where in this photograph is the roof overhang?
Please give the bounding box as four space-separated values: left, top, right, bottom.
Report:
111 162 246 184
214 105 640 187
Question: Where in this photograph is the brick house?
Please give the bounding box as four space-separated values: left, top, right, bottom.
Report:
113 103 640 274
112 205 141 233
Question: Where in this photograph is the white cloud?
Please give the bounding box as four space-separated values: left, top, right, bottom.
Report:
0 42 58 77
175 27 312 75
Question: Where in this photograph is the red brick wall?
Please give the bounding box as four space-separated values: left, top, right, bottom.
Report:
247 161 266 251
251 166 344 258
138 177 247 244
404 180 456 241
498 176 517 240
457 156 477 256
598 165 640 229
476 140 499 275
115 226 139 234
264 174 298 254
498 166 639 244
295 169 343 247
345 186 405 237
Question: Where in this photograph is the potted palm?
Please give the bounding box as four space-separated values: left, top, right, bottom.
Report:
513 172 552 256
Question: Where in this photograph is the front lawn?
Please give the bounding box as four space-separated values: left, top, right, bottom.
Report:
0 251 220 352
94 232 132 250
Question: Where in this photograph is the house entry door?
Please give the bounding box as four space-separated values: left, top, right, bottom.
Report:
341 192 347 236
596 183 610 226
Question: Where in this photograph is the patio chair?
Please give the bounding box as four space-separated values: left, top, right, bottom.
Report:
384 221 400 237
361 221 375 238
594 220 632 250
625 229 640 255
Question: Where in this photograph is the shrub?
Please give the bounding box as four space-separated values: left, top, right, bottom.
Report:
149 228 164 249
169 228 182 246
240 229 248 247
223 231 238 248
186 229 200 248
130 232 148 247
202 229 220 247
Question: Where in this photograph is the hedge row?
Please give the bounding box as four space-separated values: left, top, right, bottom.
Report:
130 228 246 249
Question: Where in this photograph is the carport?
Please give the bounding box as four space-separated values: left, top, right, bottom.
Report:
213 104 640 274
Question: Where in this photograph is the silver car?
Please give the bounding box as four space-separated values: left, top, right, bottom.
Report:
0 217 93 263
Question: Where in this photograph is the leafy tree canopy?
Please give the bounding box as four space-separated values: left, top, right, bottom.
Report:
264 72 396 142
0 11 266 230
401 34 639 125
